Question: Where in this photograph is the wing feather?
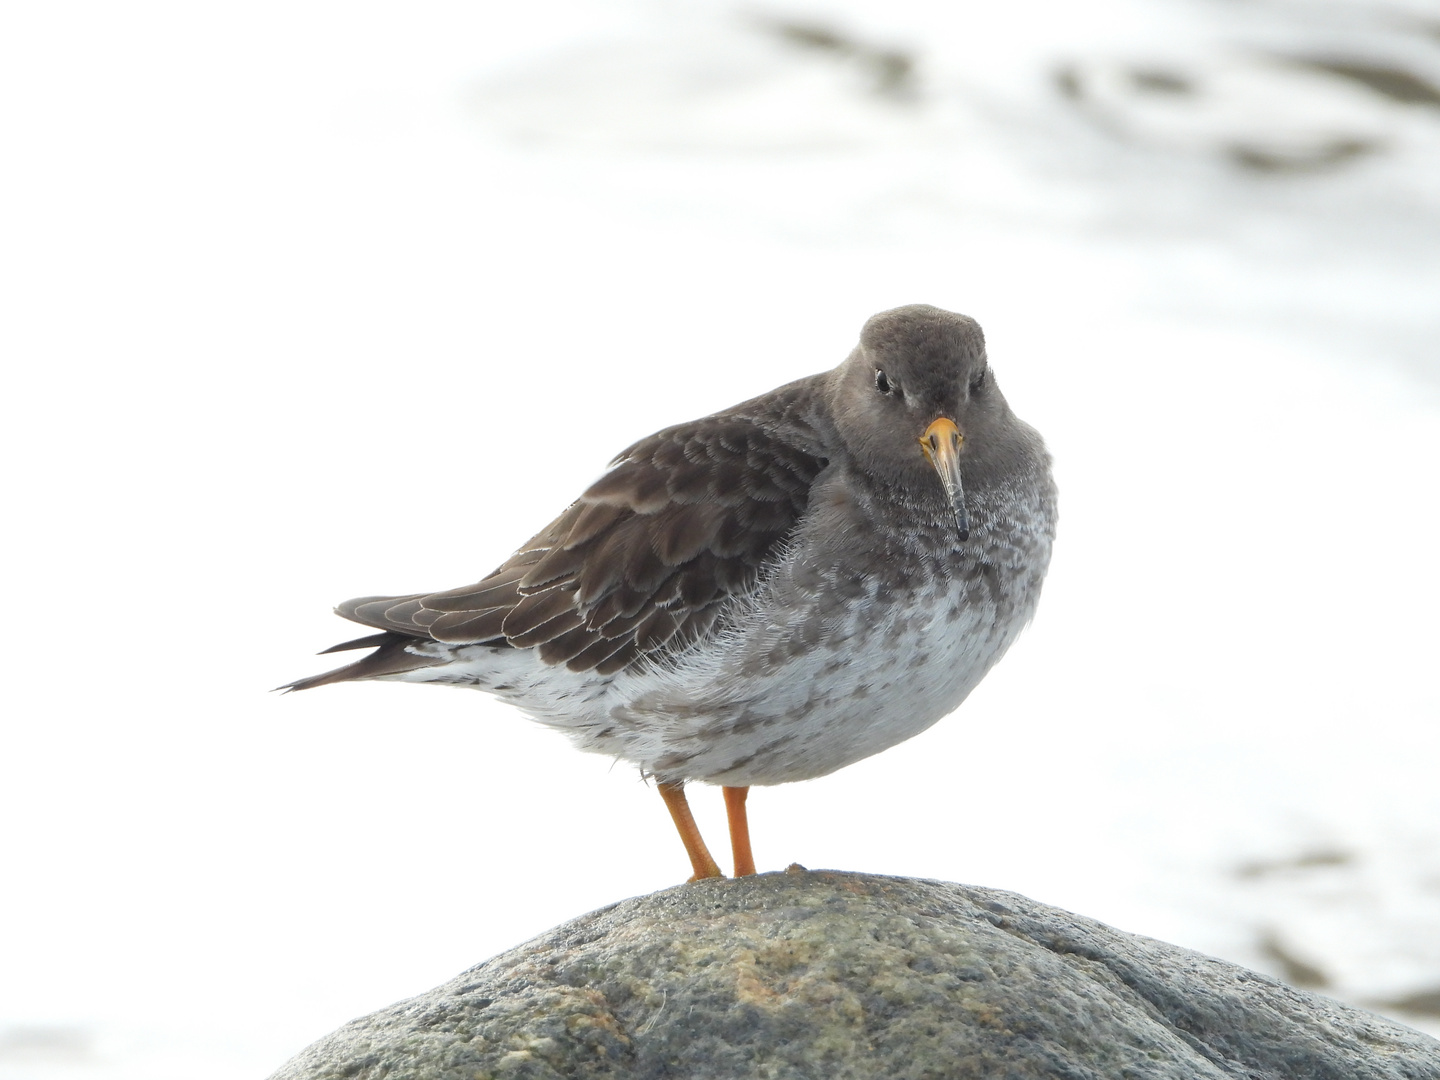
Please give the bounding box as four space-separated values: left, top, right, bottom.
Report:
502 588 586 644
307 389 829 680
429 606 510 644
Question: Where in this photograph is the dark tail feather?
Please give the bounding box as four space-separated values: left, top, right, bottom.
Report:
318 632 395 654
276 633 447 693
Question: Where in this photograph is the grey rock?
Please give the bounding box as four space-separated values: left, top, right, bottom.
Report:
271 869 1440 1080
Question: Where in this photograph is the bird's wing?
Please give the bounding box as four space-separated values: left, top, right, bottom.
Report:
334 410 829 677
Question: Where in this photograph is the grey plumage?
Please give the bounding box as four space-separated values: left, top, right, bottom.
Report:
285 305 1056 790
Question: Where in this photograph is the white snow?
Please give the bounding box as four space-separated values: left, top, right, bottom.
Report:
1 0 1438 1076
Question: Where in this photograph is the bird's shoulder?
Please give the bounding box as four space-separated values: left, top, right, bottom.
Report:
343 379 835 675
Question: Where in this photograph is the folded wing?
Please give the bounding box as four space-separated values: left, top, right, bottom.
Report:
288 408 828 689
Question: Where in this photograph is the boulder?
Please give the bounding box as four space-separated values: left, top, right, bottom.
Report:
271 869 1440 1079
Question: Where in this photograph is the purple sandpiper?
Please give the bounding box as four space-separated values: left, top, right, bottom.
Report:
285 305 1056 880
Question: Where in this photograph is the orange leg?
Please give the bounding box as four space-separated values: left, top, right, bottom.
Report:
658 781 723 881
724 785 756 877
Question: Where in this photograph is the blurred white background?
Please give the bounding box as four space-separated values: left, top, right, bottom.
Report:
2 0 1438 1076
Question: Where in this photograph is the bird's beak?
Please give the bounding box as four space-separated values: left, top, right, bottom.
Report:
919 417 969 540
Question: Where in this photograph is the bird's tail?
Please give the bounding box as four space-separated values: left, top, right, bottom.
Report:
276 632 447 692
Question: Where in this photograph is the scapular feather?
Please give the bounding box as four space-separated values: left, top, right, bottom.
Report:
305 401 824 676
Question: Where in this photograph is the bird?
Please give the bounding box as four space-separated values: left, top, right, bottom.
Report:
284 304 1056 881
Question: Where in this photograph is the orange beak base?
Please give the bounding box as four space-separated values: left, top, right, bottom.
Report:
919 417 969 540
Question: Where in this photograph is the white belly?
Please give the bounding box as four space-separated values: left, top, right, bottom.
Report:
395 573 1027 786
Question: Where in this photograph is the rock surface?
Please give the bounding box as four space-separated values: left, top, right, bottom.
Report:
271 869 1440 1080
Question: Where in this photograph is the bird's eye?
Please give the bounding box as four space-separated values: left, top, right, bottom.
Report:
875 369 894 396
969 368 988 392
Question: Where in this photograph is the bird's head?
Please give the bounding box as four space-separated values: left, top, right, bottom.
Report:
828 304 1023 540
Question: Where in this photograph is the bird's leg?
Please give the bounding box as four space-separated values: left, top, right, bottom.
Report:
657 781 724 881
723 786 756 877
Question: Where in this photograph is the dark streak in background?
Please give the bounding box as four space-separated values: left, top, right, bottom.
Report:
1289 56 1440 108
1259 930 1331 989
759 17 918 101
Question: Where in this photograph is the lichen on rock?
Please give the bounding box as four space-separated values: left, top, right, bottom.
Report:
271 870 1440 1079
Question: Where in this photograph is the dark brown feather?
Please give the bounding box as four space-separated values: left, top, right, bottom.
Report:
280 633 446 691
503 588 585 644
422 567 529 612
676 551 723 607
317 632 394 655
507 609 587 649
652 503 724 564
563 502 626 546
587 638 641 676
295 394 829 686
536 622 606 666
634 608 683 652
429 606 510 644
518 541 588 593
